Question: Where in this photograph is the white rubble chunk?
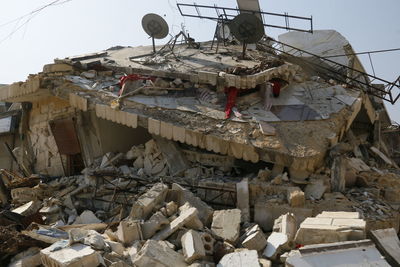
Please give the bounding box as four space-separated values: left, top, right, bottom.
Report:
12 200 42 216
217 249 260 267
179 202 204 230
241 224 267 251
286 240 391 267
263 232 289 259
211 209 241 244
126 241 142 264
181 230 206 263
272 213 297 241
172 183 214 225
74 210 101 224
132 240 187 267
141 211 170 239
130 183 168 220
153 207 200 240
41 241 102 267
117 220 142 246
69 228 107 250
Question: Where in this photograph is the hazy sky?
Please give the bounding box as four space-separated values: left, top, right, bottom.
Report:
0 0 399 122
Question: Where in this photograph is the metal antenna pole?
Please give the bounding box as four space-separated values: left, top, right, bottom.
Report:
152 36 156 53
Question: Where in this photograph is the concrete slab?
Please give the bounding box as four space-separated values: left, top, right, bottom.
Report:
211 209 241 244
295 212 366 245
217 249 260 267
370 228 400 266
41 241 102 267
286 240 390 267
132 240 187 267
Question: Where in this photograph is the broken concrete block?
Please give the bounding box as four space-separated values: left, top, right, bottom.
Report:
211 209 241 244
153 207 200 240
141 211 170 239
263 232 289 260
69 228 107 250
74 210 102 224
132 240 187 267
130 183 168 220
154 136 189 176
200 232 215 256
217 249 260 267
236 178 250 222
117 220 142 246
287 187 305 207
241 224 267 251
182 230 206 263
41 241 102 267
294 212 366 245
172 183 214 225
12 200 42 216
105 240 125 256
179 202 204 228
254 201 312 232
272 213 297 241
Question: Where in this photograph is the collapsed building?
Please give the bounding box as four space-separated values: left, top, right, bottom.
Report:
0 9 399 267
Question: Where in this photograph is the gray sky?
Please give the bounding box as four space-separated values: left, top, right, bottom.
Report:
0 0 399 122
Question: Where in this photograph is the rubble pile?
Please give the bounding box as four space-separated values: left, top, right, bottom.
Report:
0 134 400 266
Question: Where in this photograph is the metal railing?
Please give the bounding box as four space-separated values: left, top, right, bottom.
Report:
177 3 313 33
267 39 400 104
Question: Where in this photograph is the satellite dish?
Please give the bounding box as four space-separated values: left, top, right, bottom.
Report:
217 23 231 40
229 13 264 44
141 13 169 53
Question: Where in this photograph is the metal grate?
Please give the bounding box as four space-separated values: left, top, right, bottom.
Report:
177 3 313 33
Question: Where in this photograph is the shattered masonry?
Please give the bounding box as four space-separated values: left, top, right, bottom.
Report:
0 29 399 267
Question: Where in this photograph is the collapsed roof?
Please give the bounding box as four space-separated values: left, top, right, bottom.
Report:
0 30 386 179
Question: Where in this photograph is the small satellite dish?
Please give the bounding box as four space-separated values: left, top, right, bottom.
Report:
229 13 264 58
217 23 231 40
141 13 169 53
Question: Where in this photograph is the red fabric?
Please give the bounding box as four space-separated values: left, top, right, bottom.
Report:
119 74 155 96
271 80 281 97
224 87 239 119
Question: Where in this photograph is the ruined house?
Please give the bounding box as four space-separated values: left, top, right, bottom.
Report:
0 6 399 267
